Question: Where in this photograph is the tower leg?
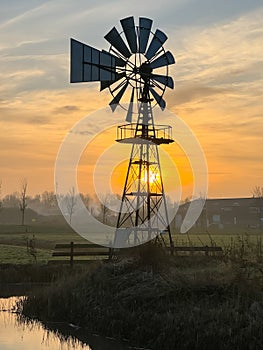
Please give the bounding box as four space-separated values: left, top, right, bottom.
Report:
114 140 173 248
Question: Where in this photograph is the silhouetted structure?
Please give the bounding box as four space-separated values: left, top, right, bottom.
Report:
70 16 176 248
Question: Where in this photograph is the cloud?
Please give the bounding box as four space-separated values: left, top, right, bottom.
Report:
1 38 65 57
156 0 263 28
166 84 232 107
172 9 263 86
165 9 263 141
54 105 80 114
0 111 51 125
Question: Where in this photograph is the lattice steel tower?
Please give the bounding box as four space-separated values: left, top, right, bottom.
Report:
70 16 175 248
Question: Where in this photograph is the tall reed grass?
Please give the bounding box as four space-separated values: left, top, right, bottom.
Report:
19 243 263 350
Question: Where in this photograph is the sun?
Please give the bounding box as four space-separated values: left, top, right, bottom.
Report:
143 170 159 185
149 171 158 184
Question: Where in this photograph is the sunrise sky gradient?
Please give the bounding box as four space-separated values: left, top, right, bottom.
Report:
0 0 262 198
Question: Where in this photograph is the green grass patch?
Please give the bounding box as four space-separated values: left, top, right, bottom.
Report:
0 244 51 264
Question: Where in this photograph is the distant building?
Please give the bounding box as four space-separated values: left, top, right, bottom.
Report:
175 197 263 231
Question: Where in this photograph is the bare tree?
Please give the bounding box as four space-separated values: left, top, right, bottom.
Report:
98 193 119 225
252 186 263 228
252 186 263 199
3 192 20 208
80 192 93 214
0 180 2 212
101 194 110 224
41 191 58 210
19 179 28 225
66 187 77 224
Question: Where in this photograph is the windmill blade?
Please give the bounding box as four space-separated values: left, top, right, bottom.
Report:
102 50 126 67
150 51 175 69
100 73 126 91
104 27 131 58
109 81 129 111
151 74 174 89
138 17 153 53
126 87 135 122
145 29 167 60
149 87 166 110
70 39 117 82
120 16 137 54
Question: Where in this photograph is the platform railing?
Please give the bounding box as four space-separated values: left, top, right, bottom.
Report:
116 123 173 142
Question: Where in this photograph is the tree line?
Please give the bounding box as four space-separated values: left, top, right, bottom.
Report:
0 179 262 226
0 179 125 226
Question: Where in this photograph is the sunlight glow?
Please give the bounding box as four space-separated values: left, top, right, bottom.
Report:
143 170 160 185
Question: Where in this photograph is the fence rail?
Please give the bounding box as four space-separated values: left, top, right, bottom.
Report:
49 241 112 267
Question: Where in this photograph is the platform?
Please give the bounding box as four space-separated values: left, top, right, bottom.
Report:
116 123 174 145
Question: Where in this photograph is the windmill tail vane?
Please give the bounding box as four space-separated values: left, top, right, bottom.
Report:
70 16 176 249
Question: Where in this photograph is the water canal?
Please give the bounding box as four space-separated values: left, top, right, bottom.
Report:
0 297 133 350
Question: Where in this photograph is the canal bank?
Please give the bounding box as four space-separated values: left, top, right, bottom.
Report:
0 297 135 350
19 250 263 350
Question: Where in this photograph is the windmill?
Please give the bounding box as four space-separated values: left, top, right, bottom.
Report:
70 16 175 249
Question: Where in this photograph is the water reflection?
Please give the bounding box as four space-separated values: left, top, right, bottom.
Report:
0 297 130 350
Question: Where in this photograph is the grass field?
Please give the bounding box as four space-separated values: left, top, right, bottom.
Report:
0 245 51 264
0 222 263 264
0 223 87 264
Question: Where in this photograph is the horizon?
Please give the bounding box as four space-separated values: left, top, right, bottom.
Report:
0 187 258 202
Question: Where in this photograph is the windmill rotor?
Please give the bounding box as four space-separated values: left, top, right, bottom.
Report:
70 16 175 121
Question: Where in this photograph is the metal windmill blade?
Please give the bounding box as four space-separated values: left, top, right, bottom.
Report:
151 74 174 89
150 51 175 69
120 16 137 53
138 17 153 53
149 87 166 110
100 73 126 91
104 27 131 58
145 29 167 60
125 87 135 122
109 81 129 111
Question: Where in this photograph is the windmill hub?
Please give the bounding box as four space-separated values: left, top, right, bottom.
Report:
131 63 152 75
139 62 152 78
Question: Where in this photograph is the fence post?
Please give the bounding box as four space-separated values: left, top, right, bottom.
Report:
205 245 209 256
70 241 74 268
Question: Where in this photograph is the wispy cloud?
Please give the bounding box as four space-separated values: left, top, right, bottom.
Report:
54 105 80 114
171 8 263 86
167 84 232 107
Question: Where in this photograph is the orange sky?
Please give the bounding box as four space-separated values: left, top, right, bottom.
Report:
0 2 262 200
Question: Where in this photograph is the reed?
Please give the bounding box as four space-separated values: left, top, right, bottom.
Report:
19 245 263 350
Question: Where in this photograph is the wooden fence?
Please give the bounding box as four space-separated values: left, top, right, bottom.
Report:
49 242 112 267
